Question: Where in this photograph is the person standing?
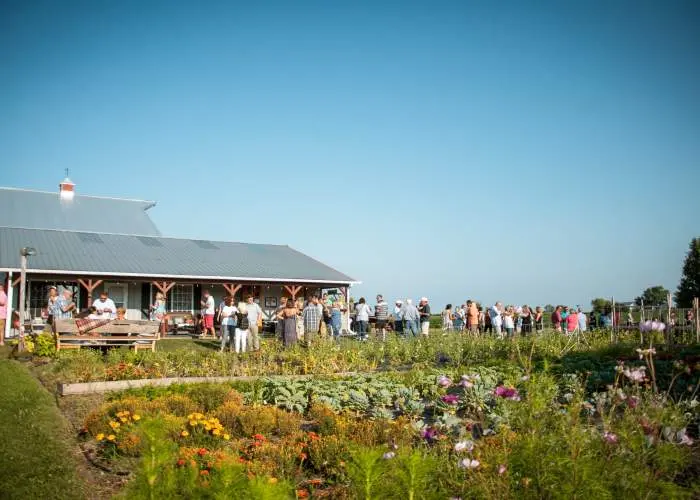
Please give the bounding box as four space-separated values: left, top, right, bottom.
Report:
150 292 166 321
441 304 454 333
467 300 479 336
200 290 216 338
551 306 563 332
566 307 579 334
453 304 464 332
219 297 238 352
93 291 117 320
489 302 504 339
534 306 544 332
577 307 587 332
55 289 76 320
503 306 515 337
400 299 420 337
393 300 404 335
275 297 288 340
234 302 249 353
278 299 299 347
0 283 7 346
354 297 372 341
520 305 533 335
47 286 59 327
418 297 431 336
374 295 389 340
330 302 342 340
302 297 322 345
246 296 263 351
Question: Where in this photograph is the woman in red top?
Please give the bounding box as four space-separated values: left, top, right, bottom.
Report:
551 306 563 332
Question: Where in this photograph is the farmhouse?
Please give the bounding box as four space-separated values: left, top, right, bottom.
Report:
0 178 356 337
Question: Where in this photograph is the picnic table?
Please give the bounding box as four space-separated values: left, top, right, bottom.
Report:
53 318 161 352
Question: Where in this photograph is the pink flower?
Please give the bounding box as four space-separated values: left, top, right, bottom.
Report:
627 396 639 409
438 376 452 388
603 432 618 444
441 394 460 405
677 429 693 446
494 386 521 401
498 464 507 475
622 366 646 383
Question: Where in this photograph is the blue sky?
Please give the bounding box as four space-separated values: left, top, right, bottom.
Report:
1 0 698 308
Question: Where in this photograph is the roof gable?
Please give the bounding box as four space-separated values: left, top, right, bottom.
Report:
0 188 160 236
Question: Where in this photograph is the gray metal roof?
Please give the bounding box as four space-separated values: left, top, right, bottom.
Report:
0 227 355 284
0 188 160 236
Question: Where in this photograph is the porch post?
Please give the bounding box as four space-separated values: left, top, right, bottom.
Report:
284 285 302 301
4 272 13 341
222 283 242 301
78 279 104 305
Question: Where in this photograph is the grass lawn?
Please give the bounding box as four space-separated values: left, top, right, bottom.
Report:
0 358 86 499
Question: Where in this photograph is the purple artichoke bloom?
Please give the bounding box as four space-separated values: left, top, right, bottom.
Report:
640 320 652 333
494 386 521 401
441 394 460 405
438 375 452 388
421 427 439 442
603 432 618 444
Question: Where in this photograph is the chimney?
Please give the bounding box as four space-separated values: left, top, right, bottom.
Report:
59 170 75 201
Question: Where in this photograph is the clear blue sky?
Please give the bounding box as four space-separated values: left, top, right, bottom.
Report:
1 0 698 309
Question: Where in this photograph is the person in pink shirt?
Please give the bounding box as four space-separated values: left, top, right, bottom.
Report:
0 283 7 346
566 308 579 333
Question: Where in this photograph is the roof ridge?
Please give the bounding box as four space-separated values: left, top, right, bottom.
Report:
0 186 156 206
0 226 287 247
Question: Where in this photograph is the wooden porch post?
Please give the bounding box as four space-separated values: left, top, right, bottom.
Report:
77 279 104 305
284 285 302 301
222 283 242 301
151 281 176 339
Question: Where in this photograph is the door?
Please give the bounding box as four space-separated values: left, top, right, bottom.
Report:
106 283 128 315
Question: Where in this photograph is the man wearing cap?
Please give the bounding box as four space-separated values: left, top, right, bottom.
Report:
418 297 431 336
393 300 404 335
374 294 389 341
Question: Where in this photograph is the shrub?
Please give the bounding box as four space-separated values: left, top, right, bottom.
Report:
307 403 340 435
233 406 278 437
184 384 234 412
33 333 56 357
213 401 242 431
149 394 200 417
275 409 302 436
308 435 350 480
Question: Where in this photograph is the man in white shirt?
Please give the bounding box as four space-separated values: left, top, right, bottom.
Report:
489 302 504 339
200 290 216 338
246 295 263 351
93 291 117 320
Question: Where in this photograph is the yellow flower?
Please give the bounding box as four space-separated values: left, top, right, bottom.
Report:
189 421 197 427
204 425 212 431
109 421 120 429
187 414 194 420
120 417 127 423
212 428 221 436
96 433 105 441
268 477 278 484
132 415 141 421
223 434 230 440
107 434 116 441
123 410 130 415
181 430 189 437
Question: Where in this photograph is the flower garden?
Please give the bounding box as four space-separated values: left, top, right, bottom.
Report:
6 330 700 498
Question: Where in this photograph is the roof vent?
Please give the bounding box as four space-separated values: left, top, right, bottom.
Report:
59 169 75 201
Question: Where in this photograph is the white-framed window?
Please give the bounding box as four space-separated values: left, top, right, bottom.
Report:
168 284 193 312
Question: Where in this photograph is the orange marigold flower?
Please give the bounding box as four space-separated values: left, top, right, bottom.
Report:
296 489 309 498
299 452 308 460
176 459 186 467
200 470 209 476
253 434 266 441
198 448 208 456
268 477 278 484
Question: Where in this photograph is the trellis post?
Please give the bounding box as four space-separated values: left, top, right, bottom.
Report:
77 279 104 304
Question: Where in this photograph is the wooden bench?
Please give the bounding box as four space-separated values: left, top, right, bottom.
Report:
54 319 161 352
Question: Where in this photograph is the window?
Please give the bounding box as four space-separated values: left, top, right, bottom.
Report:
168 284 193 312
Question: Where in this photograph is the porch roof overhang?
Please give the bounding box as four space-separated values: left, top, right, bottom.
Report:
0 227 359 286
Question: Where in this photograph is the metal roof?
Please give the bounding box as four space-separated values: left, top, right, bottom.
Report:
0 187 160 236
0 227 356 284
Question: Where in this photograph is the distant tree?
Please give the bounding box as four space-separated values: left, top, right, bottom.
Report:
544 304 554 313
634 286 670 307
675 237 700 308
591 298 612 313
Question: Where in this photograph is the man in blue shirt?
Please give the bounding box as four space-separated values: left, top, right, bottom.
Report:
55 289 76 319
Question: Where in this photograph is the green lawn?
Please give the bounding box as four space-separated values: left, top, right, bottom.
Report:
0 358 85 499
